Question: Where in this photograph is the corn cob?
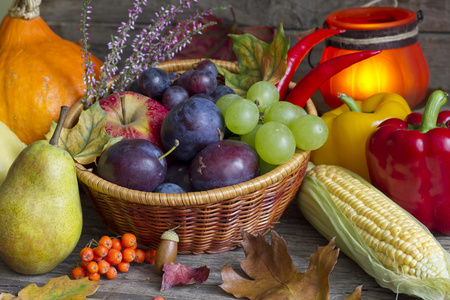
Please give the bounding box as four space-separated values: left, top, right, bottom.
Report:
297 164 450 300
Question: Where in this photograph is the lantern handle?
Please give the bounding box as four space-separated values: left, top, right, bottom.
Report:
417 10 424 23
362 0 397 7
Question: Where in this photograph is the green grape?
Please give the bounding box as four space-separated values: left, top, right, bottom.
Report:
247 81 279 112
255 122 296 165
224 99 260 135
240 123 262 149
215 94 243 115
226 135 240 141
264 101 307 127
259 158 278 175
289 114 328 151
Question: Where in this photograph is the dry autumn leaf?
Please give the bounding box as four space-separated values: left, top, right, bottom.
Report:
161 262 210 291
44 102 123 165
0 275 99 300
215 22 289 97
220 230 362 300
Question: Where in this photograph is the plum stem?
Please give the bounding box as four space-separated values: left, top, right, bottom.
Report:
159 139 179 161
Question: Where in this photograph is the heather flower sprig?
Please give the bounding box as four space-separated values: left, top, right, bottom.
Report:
79 0 219 107
112 1 216 92
79 0 97 106
96 0 148 99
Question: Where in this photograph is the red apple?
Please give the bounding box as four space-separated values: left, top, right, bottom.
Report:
98 91 169 150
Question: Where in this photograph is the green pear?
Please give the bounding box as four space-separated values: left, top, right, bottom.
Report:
0 106 82 275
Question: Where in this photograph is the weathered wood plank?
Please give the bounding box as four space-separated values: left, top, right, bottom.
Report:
38 0 450 32
38 0 450 98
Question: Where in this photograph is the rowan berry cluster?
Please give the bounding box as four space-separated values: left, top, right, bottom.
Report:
71 233 156 281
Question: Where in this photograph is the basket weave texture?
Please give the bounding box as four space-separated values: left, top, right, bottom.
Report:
65 59 317 254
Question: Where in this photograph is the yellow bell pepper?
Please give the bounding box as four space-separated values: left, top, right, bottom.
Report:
310 93 411 182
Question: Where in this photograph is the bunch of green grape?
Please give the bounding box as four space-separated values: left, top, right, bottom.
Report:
216 81 328 167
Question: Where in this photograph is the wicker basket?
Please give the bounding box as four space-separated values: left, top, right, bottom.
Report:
65 59 317 254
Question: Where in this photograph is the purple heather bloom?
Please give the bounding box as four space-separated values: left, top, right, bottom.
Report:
80 0 216 103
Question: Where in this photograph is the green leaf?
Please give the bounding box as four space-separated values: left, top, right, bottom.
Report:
14 276 99 300
216 22 289 97
45 102 123 165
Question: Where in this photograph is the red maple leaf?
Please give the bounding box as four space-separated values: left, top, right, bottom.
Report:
160 262 210 291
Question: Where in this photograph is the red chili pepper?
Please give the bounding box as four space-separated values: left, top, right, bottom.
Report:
284 50 382 108
276 28 345 101
366 90 450 234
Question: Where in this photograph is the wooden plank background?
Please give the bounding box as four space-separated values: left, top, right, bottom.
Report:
32 0 450 113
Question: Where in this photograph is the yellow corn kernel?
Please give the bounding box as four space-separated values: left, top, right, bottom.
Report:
308 165 449 280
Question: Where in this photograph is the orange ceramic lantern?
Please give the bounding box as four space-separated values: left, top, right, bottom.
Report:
319 7 429 109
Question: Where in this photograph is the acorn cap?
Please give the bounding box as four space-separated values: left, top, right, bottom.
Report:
160 229 179 242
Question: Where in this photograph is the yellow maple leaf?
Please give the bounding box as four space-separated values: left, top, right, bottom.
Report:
0 276 99 300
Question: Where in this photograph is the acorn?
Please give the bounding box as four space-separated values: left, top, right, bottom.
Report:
154 227 179 276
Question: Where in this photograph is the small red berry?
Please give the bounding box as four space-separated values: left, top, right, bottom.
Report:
94 244 109 257
134 249 146 263
105 266 117 279
99 235 113 249
106 248 122 265
117 261 130 273
122 247 136 263
98 259 111 274
80 247 94 262
111 238 122 251
87 272 100 281
121 233 137 249
145 249 156 264
71 266 86 279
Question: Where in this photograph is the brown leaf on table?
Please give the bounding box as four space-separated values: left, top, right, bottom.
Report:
0 275 99 300
346 285 363 300
173 10 275 62
44 102 123 165
161 262 210 291
220 230 362 300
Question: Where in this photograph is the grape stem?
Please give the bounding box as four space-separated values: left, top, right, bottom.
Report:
259 113 265 124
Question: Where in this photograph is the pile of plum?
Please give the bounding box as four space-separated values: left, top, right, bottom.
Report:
96 60 260 193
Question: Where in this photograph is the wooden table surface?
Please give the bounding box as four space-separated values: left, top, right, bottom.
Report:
1 188 447 300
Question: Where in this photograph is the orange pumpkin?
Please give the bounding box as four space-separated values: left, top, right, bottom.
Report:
0 0 103 145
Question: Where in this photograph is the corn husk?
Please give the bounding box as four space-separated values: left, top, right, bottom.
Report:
297 164 450 300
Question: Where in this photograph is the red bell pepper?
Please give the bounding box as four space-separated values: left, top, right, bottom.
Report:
366 90 450 234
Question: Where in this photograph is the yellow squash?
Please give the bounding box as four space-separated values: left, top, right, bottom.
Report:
0 120 26 184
